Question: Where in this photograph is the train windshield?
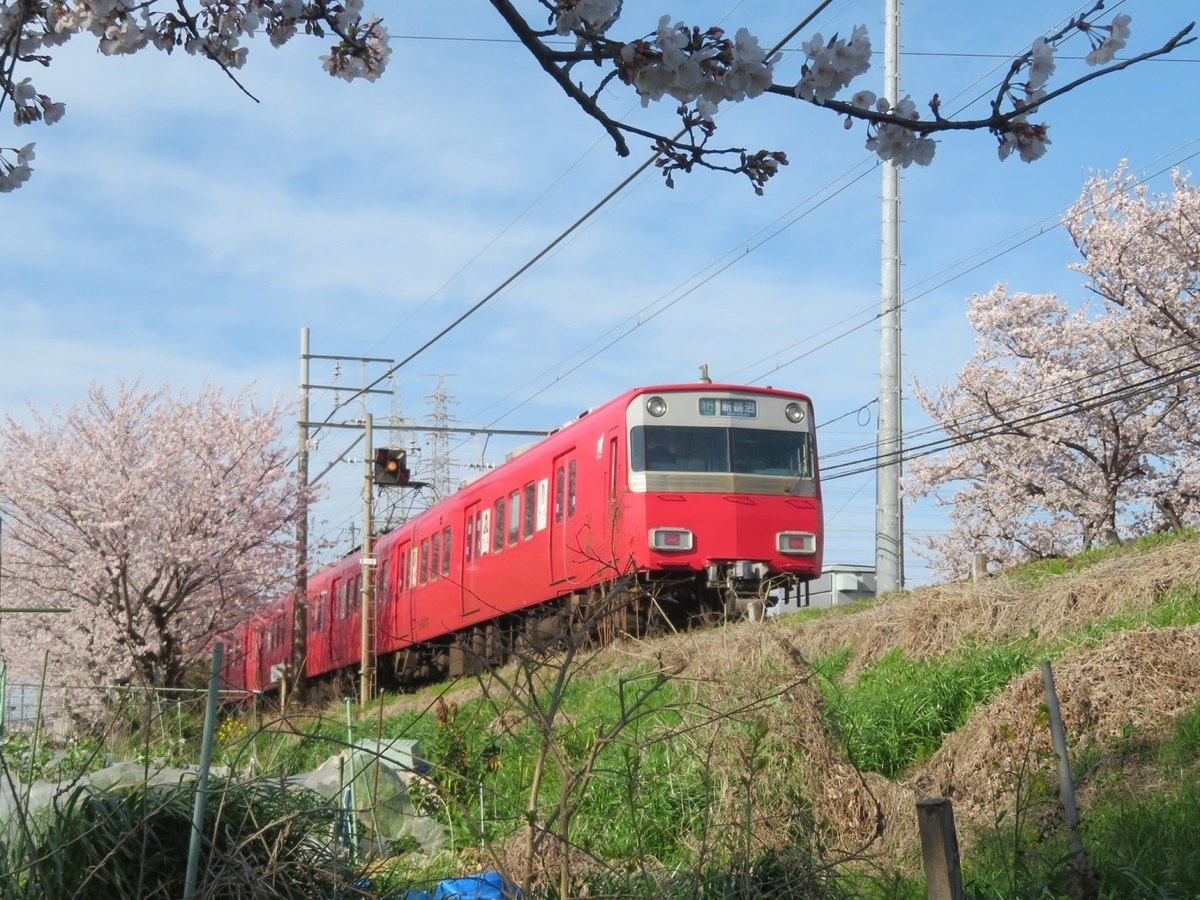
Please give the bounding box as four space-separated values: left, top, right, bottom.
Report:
630 425 814 477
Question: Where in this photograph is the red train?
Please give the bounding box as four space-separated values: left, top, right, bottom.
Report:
220 382 823 695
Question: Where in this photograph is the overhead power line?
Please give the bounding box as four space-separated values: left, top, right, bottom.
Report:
823 345 1200 481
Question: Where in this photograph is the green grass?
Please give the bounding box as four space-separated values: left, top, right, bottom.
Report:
1 778 352 899
817 641 1040 778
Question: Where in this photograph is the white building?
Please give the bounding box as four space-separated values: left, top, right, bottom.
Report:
768 564 877 616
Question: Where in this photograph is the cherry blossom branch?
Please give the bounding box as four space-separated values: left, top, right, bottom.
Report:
0 1 1195 194
489 0 630 156
170 0 260 103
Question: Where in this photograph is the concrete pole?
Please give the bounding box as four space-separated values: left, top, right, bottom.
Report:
293 328 310 705
876 0 904 594
360 413 375 706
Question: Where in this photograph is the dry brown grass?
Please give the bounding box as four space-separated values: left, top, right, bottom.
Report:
906 624 1200 840
772 536 1200 676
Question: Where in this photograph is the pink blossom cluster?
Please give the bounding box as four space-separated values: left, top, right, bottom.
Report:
552 0 622 38
793 26 871 104
0 141 34 192
615 17 780 121
0 0 389 190
856 94 937 168
1084 13 1132 65
990 11 1134 163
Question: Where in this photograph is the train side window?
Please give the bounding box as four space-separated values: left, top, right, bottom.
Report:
568 460 577 517
523 482 536 539
409 547 418 588
442 527 452 576
431 532 440 581
420 539 429 585
465 517 474 563
378 561 389 604
493 498 505 553
555 466 565 522
508 489 520 546
479 510 490 556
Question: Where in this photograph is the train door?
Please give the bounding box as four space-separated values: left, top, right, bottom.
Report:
550 448 577 584
245 626 262 693
389 541 412 646
328 576 344 667
603 427 622 548
462 501 482 615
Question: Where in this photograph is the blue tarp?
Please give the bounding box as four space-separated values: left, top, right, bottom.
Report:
406 871 518 900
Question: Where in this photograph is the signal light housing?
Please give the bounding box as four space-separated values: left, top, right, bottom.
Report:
373 448 410 486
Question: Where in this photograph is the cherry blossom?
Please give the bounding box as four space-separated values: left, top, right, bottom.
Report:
1085 13 1132 65
1027 36 1056 90
997 116 1051 163
864 95 938 168
0 383 319 688
907 168 1200 580
553 0 622 39
793 26 871 105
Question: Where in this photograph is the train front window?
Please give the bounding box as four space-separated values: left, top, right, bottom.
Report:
631 425 813 477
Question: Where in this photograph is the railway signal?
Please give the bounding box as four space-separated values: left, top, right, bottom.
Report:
373 448 410 486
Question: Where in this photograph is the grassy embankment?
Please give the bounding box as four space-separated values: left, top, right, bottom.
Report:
4 530 1200 898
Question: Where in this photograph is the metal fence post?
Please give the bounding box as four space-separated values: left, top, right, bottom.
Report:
184 642 223 900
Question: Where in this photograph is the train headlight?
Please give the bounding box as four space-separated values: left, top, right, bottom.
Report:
650 528 694 551
785 402 806 424
647 396 668 417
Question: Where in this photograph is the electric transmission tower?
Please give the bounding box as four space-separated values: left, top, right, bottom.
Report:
425 376 457 502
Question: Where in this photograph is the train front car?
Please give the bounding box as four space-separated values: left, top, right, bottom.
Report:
618 384 822 621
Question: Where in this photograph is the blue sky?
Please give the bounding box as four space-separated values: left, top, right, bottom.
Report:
2 0 1198 585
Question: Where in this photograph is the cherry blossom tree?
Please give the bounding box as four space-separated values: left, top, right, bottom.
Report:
0 383 315 688
907 167 1200 579
906 287 1197 579
0 1 1193 193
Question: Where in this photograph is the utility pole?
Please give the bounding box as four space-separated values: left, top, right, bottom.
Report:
360 413 375 706
297 332 394 703
293 328 310 705
876 0 905 594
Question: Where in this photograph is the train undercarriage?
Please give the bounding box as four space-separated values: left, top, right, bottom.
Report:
364 564 808 689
